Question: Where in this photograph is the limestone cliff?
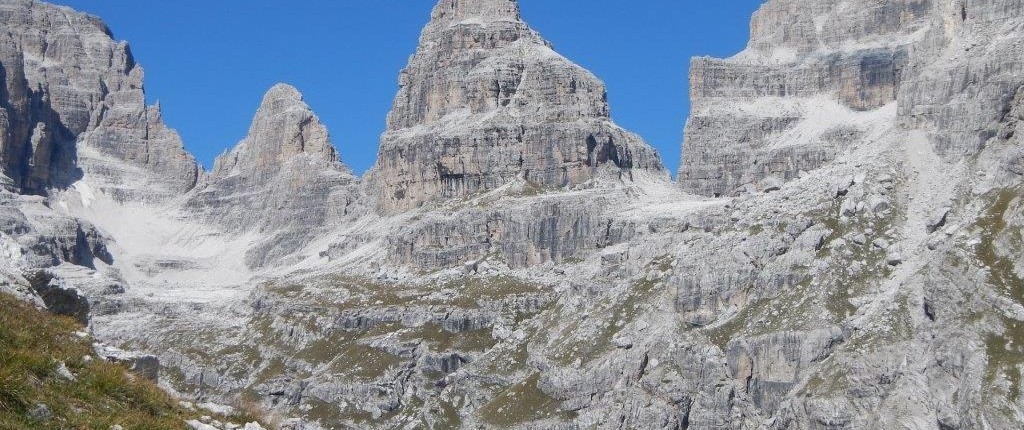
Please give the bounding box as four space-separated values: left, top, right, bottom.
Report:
369 0 666 212
187 84 363 268
3 0 1024 429
0 0 199 201
679 0 933 197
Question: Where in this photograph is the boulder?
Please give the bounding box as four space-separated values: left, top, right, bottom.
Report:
25 270 90 325
94 344 160 381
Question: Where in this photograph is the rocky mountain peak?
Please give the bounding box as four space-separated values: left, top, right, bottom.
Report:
428 0 522 25
186 83 361 268
8 1 1024 428
0 0 200 202
261 82 305 108
371 0 665 212
211 83 338 178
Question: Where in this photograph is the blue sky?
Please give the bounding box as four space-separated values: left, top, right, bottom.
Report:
55 0 764 175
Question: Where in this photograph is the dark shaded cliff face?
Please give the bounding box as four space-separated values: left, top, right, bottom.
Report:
0 0 199 202
3 0 1024 429
369 0 666 213
0 28 79 195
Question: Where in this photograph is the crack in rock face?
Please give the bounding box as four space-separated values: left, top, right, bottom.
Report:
368 0 666 212
1 0 1024 428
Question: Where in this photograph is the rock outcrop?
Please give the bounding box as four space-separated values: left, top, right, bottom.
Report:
24 268 90 325
898 0 1024 156
369 0 666 212
95 344 160 381
3 0 1024 429
186 84 363 268
0 0 199 201
679 0 933 197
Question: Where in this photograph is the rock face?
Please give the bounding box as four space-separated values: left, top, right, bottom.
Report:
0 0 198 201
4 0 1024 429
210 84 339 178
898 0 1024 156
25 269 90 325
186 84 363 268
679 0 933 197
369 0 666 212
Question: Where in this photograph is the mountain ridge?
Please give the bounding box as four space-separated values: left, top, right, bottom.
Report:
1 0 1023 428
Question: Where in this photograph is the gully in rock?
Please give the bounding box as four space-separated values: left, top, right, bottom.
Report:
1 0 1023 429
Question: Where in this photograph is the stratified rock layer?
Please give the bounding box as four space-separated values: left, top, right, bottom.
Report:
187 84 363 268
3 0 1024 429
679 0 933 197
0 0 198 201
370 0 665 212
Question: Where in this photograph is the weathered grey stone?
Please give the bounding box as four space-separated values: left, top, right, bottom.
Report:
25 269 89 325
29 403 51 421
95 344 159 381
927 206 951 233
679 0 933 197
368 0 666 212
0 0 199 201
2 0 1024 429
186 84 364 269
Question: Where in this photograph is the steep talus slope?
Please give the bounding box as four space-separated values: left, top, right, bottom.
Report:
2 0 1024 429
368 0 666 212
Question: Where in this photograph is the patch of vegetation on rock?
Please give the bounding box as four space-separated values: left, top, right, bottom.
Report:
0 292 266 429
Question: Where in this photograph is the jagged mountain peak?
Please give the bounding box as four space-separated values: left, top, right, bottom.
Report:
259 82 307 111
6 1 1024 429
371 0 666 212
212 83 339 177
186 83 362 266
428 0 522 24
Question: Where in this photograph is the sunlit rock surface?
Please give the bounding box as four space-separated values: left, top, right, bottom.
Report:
368 0 666 213
0 0 1023 428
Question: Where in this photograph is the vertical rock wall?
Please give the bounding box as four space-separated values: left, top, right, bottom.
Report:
370 0 666 212
0 0 199 201
679 0 933 197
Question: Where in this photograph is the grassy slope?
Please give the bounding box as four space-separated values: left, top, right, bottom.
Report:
0 292 194 429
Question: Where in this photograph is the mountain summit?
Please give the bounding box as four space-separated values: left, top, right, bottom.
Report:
1 0 1024 428
428 0 522 24
186 84 361 267
370 0 666 212
211 83 339 179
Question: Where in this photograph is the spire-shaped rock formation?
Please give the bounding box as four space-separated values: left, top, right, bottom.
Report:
187 84 362 268
370 0 666 212
210 84 339 178
0 0 199 201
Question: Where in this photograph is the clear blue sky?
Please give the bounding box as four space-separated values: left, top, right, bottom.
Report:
54 0 764 175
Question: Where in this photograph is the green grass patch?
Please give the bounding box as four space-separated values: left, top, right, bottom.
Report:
0 293 191 429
